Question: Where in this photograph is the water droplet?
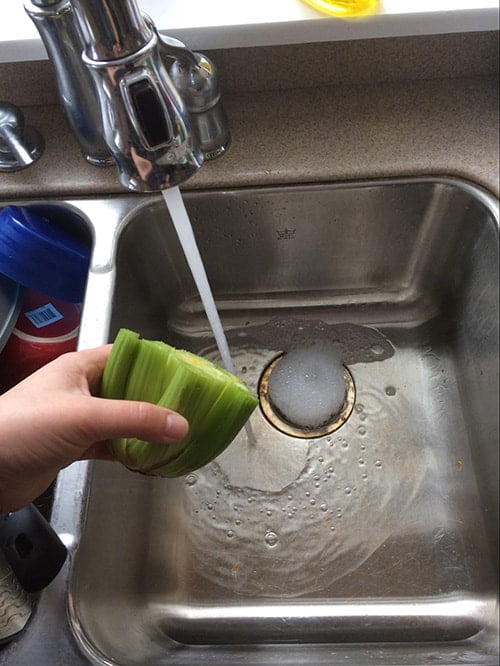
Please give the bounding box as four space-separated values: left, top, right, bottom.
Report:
357 426 367 436
320 503 328 512
375 460 383 468
345 487 352 495
371 344 384 356
227 530 234 538
264 530 279 547
358 458 365 466
207 503 214 510
266 510 272 517
310 499 316 506
341 440 349 449
361 472 368 480
185 474 197 486
235 519 241 525
318 456 324 463
385 386 397 396
355 404 364 413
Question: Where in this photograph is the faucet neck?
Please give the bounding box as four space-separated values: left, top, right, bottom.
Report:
69 0 153 61
27 0 229 189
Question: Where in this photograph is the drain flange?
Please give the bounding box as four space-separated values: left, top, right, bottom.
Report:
258 353 356 439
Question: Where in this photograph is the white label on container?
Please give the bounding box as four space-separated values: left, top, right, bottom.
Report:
24 303 64 329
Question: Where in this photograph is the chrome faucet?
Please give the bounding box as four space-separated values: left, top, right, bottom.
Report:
25 0 230 192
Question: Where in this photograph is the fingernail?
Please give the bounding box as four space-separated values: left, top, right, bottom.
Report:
165 413 189 440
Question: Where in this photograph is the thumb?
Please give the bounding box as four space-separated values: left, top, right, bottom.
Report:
80 397 189 444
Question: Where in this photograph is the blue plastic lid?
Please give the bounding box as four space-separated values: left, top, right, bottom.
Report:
0 205 91 303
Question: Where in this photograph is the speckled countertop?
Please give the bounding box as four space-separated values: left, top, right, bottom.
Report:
0 32 498 200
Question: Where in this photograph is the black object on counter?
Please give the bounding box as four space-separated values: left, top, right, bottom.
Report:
0 504 67 592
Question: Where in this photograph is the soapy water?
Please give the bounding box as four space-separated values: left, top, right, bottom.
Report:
267 343 347 429
244 317 395 365
181 330 428 599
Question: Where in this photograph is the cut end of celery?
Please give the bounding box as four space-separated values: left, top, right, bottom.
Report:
101 328 258 477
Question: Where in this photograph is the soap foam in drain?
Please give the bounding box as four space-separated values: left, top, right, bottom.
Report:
267 344 346 429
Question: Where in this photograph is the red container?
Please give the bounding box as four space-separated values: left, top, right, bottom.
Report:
0 288 81 392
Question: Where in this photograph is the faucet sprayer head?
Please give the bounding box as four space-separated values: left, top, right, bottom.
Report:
70 0 204 192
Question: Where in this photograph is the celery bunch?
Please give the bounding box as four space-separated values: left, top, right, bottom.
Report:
101 328 258 477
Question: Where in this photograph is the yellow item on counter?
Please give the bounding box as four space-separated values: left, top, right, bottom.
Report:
302 0 379 17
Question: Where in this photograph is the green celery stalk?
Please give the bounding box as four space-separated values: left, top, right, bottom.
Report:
101 328 258 477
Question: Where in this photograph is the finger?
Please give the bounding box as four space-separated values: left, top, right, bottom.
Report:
79 397 189 444
76 344 114 394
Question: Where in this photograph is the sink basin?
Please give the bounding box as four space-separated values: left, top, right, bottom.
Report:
53 179 500 663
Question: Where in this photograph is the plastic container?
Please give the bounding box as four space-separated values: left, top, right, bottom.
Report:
0 288 82 390
0 205 90 391
0 205 89 303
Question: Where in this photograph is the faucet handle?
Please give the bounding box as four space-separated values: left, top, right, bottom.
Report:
169 52 231 160
0 102 44 172
156 31 231 160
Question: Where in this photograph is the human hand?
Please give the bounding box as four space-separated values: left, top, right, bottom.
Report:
0 345 189 514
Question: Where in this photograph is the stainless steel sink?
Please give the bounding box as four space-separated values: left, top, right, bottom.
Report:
1 178 498 665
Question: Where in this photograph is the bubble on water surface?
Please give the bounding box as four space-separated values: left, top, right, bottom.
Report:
264 530 279 548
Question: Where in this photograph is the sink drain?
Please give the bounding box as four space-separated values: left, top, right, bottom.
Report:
258 353 356 439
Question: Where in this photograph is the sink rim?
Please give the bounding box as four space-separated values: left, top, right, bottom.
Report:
0 175 498 666
74 175 500 664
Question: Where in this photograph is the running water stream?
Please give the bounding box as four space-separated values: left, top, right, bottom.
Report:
162 186 235 373
162 186 256 444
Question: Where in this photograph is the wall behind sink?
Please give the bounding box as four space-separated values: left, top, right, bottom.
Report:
0 31 498 108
